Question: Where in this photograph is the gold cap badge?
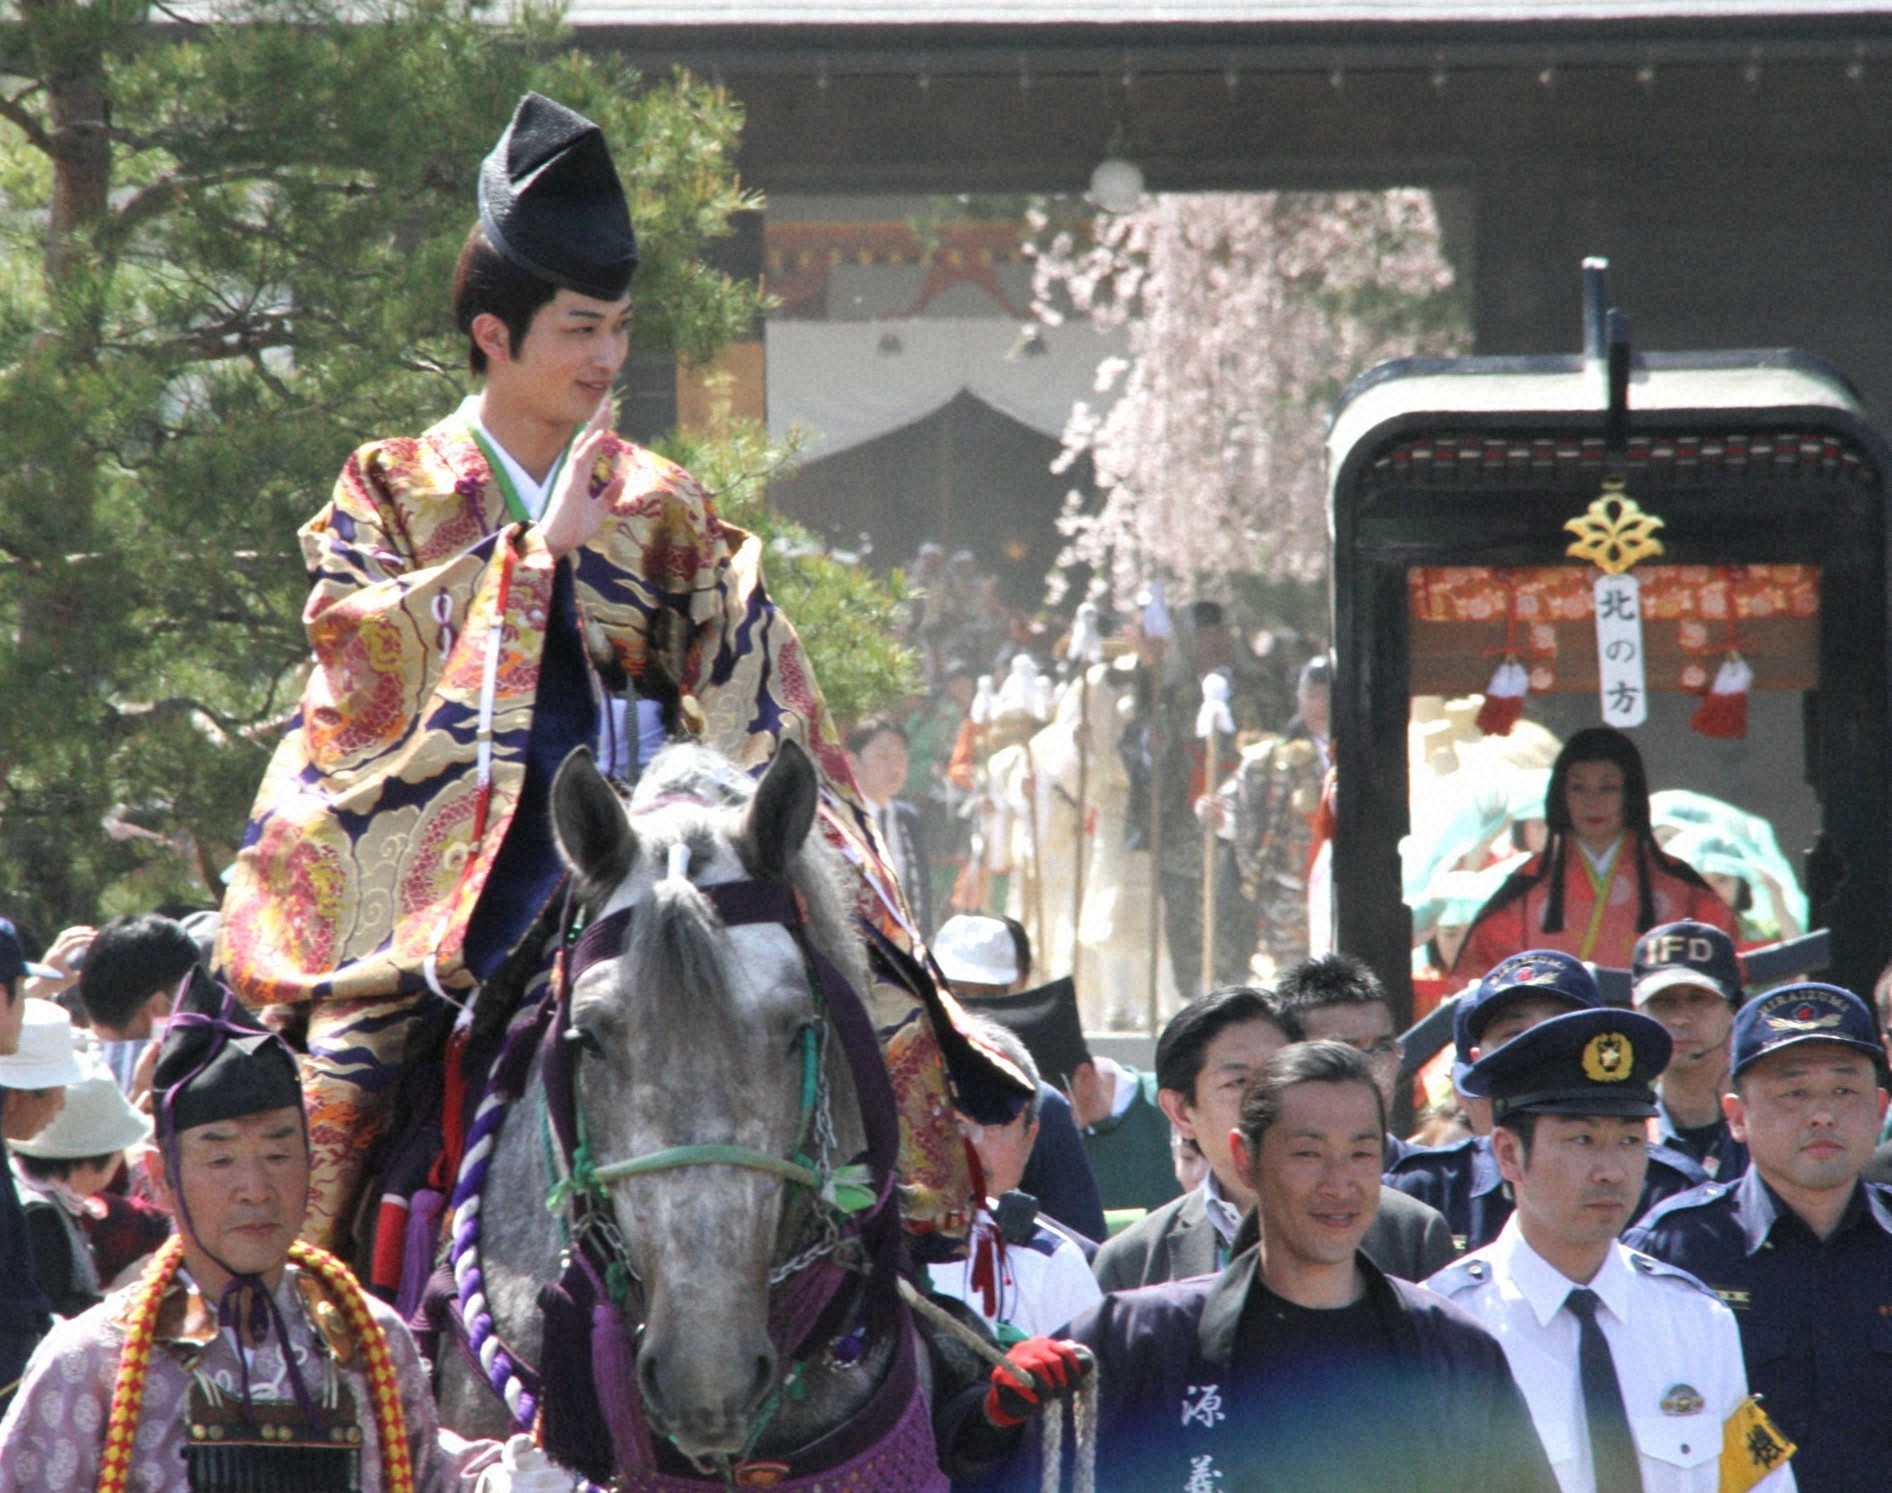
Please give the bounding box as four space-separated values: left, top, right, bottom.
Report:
1582 1031 1634 1083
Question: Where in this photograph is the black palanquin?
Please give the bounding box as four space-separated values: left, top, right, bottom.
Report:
1328 267 1892 1104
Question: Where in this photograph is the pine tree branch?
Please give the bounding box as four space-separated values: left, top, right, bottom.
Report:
0 91 50 154
110 163 269 240
119 695 249 743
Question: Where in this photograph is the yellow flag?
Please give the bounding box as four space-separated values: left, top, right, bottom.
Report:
1720 1396 1794 1493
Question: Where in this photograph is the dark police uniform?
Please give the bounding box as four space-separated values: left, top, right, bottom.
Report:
1652 1094 1747 1183
1627 1170 1892 1493
1624 980 1892 1493
1634 921 1750 1184
1388 1132 1710 1256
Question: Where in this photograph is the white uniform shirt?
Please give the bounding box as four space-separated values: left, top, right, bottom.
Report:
1428 1218 1795 1493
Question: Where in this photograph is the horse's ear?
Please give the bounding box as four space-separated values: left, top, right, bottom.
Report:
744 738 819 878
552 747 637 890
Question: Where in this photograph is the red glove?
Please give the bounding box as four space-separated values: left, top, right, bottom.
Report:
983 1337 1096 1428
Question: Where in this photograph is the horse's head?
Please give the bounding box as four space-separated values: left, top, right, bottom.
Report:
550 739 869 1460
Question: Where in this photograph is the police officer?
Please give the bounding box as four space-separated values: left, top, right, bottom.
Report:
1387 950 1704 1253
1626 983 1892 1493
1431 1008 1795 1493
1631 921 1748 1181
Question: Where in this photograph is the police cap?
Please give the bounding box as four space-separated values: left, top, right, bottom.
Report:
1462 1007 1670 1121
1461 949 1599 1051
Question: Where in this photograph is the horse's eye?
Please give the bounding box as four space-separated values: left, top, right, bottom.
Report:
567 1024 604 1056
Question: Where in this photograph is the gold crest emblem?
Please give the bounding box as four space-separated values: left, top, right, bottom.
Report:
1564 485 1667 575
1582 1031 1634 1083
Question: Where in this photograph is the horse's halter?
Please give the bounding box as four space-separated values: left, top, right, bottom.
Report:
542 858 887 1282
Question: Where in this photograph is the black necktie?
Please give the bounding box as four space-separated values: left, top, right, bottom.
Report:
1565 1287 1644 1493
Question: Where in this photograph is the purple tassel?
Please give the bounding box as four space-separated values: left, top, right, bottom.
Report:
592 1300 656 1477
396 1189 445 1320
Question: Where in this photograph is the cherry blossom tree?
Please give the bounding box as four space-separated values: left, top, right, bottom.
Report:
1030 190 1467 602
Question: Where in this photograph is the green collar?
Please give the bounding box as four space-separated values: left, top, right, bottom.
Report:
468 422 571 526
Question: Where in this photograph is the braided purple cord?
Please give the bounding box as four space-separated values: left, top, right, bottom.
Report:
448 1004 546 1427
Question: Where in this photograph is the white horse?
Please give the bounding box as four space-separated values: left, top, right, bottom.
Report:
435 741 961 1488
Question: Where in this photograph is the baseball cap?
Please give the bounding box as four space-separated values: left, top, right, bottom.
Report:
1730 982 1882 1079
0 917 59 986
1461 949 1599 1051
1632 920 1741 1006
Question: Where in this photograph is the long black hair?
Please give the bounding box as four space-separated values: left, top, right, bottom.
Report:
1459 726 1712 959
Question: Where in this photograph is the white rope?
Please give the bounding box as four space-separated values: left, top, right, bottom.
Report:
475 598 502 797
895 1277 1097 1493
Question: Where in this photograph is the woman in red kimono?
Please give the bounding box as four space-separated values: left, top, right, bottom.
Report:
1455 726 1734 976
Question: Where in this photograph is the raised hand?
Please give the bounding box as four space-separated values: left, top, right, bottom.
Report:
539 397 627 559
23 923 95 999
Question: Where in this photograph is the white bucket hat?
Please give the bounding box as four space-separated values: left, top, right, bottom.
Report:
0 998 86 1090
12 1051 151 1157
932 915 1020 988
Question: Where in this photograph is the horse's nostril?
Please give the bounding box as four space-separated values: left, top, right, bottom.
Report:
637 1350 666 1419
750 1349 778 1406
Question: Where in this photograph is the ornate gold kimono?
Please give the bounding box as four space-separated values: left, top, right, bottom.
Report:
218 401 1006 1247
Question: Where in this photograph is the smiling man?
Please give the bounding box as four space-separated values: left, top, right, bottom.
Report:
1628 983 1891 1493
1432 1008 1794 1493
1095 986 1452 1290
214 93 1011 1258
1056 1042 1555 1492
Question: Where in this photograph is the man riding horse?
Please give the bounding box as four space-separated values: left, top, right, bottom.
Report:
216 93 1026 1257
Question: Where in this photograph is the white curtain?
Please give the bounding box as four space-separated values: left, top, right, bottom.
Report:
766 318 1126 461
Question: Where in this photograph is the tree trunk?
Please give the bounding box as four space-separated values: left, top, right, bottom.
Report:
22 0 112 298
